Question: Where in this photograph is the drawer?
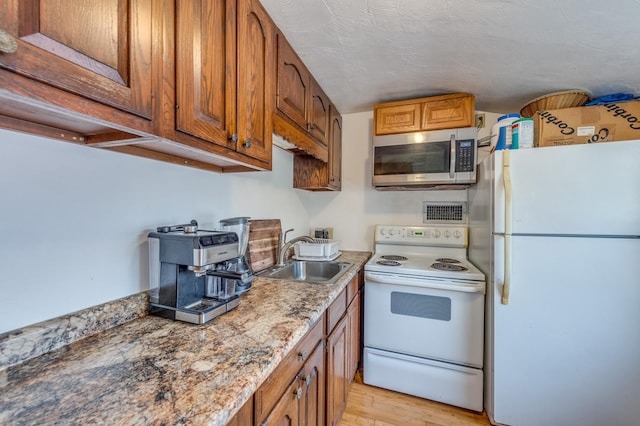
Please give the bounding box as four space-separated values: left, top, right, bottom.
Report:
326 288 347 334
254 317 324 423
345 274 359 306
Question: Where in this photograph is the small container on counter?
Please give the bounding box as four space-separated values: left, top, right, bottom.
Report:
511 118 534 149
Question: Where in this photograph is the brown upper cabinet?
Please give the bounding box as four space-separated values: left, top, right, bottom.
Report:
112 0 275 172
308 79 330 147
0 0 275 172
0 0 153 119
274 32 329 162
293 104 342 191
374 93 475 135
0 0 159 142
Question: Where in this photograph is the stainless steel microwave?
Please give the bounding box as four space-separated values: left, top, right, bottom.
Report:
372 127 478 189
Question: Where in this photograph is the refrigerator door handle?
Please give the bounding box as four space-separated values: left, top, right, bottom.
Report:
502 150 512 304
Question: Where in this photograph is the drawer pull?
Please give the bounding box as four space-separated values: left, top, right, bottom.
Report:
302 374 311 386
297 351 308 361
243 140 252 148
0 29 18 54
294 387 303 400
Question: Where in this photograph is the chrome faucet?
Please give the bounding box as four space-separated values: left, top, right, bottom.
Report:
276 229 314 267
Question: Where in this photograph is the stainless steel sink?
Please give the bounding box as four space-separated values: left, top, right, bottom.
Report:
258 260 352 284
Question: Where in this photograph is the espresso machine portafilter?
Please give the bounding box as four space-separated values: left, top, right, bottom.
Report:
148 220 244 325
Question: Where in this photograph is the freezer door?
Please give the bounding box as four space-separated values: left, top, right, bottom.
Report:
488 236 640 426
495 140 640 236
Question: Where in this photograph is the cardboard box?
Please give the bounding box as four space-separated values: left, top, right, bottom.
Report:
534 100 640 147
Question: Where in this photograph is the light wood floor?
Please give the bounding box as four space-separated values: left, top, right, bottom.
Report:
339 379 491 426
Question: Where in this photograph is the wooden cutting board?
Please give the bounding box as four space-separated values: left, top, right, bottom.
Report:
248 219 282 272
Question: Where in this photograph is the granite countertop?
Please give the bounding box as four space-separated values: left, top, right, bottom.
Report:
0 251 371 425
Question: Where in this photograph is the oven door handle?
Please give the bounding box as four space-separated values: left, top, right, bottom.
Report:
365 272 485 293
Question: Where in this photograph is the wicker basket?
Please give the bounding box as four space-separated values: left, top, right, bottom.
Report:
520 90 591 118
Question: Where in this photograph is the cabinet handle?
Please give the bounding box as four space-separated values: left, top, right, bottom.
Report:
307 122 315 131
0 29 18 54
297 351 308 362
242 140 251 148
228 133 238 143
294 387 303 400
301 374 311 386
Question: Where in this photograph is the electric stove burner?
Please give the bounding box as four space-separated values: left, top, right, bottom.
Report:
431 262 468 272
435 257 461 264
381 255 408 261
377 260 402 266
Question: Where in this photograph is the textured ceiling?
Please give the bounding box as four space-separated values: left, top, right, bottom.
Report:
259 0 640 114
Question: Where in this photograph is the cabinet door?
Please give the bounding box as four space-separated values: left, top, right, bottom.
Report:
175 0 235 147
347 291 361 382
300 341 325 426
236 0 274 164
328 106 342 189
308 79 330 146
421 94 474 131
261 377 301 426
227 397 253 426
0 0 154 118
374 102 421 135
276 33 310 131
326 316 348 426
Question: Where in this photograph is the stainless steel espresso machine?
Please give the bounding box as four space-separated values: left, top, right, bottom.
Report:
148 220 248 325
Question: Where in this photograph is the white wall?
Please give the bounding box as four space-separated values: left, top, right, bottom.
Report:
307 111 467 251
0 111 500 334
0 129 314 334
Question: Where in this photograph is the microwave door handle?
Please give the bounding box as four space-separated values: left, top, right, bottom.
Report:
449 134 456 178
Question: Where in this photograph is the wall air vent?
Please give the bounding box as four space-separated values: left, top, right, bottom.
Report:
423 201 467 224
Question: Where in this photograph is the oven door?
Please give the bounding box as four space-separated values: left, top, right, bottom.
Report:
372 127 477 186
364 271 484 367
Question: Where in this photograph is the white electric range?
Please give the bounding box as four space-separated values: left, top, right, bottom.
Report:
363 224 486 412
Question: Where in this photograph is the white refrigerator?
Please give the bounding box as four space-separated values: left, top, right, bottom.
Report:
468 140 640 426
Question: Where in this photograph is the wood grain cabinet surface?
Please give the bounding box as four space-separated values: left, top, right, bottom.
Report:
0 0 276 172
113 0 275 172
0 0 160 143
374 93 475 135
273 32 329 162
249 272 363 426
227 397 254 426
326 313 349 426
255 336 325 426
308 79 330 147
254 319 324 426
325 274 362 426
292 104 342 191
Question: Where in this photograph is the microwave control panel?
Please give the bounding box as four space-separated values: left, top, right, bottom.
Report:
455 139 475 172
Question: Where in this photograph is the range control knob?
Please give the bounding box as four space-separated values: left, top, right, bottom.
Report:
432 229 441 238
389 228 396 236
444 230 451 238
454 230 461 238
379 228 387 236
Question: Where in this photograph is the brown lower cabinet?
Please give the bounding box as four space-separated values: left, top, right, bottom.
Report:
326 312 349 426
326 282 361 426
261 340 325 426
248 272 362 426
227 397 254 426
